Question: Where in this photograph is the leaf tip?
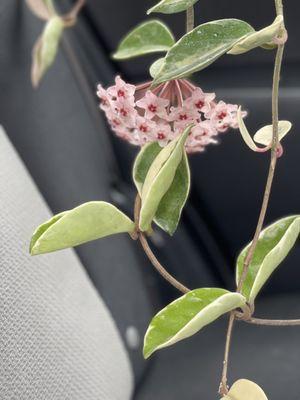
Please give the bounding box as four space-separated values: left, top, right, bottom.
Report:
142 348 151 359
112 50 125 60
30 245 39 256
143 341 155 359
29 237 42 256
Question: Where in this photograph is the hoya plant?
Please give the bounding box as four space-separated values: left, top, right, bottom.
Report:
28 0 297 397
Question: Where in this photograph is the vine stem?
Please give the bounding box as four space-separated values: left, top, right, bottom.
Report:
219 2 285 395
63 0 86 26
275 0 284 15
134 195 190 294
243 317 300 326
186 6 195 32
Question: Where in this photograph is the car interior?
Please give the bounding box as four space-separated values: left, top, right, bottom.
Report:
0 0 299 398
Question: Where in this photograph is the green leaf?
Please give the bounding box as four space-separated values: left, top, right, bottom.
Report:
253 120 292 146
113 20 175 60
228 16 283 55
236 216 300 304
139 126 191 232
148 0 199 15
149 57 165 78
30 201 135 255
31 16 64 87
30 211 68 253
133 142 162 195
155 153 190 235
143 288 246 358
153 19 254 85
133 143 190 235
223 379 268 400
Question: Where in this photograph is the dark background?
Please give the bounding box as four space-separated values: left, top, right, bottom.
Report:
0 0 300 398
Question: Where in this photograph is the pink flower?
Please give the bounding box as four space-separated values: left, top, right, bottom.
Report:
136 90 169 120
113 99 137 128
191 120 218 140
107 76 135 105
96 76 246 153
97 84 111 111
152 122 174 146
209 101 240 133
135 116 156 144
185 121 218 153
169 105 199 126
185 87 215 115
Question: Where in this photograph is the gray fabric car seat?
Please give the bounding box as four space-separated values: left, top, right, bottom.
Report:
0 127 133 400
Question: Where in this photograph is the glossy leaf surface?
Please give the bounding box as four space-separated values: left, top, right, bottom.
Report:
153 19 254 85
228 16 283 55
155 153 190 235
236 216 300 303
133 143 190 235
139 126 191 232
149 58 165 78
144 288 246 358
133 142 162 194
148 0 199 15
113 20 175 60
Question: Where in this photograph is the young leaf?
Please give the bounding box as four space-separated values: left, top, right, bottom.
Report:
149 58 165 78
236 216 300 304
253 120 292 146
155 153 190 235
228 15 283 55
148 0 199 15
223 379 268 400
31 16 64 87
237 107 292 151
139 126 191 232
134 143 191 235
133 142 162 195
153 19 254 85
143 288 246 358
113 20 175 60
237 107 259 151
30 201 135 255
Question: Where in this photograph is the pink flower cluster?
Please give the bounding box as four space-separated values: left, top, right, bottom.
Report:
97 76 244 153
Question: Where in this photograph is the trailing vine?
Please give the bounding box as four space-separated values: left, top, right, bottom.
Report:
27 0 298 398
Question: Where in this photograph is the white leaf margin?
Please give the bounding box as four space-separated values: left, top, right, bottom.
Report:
144 291 246 357
236 216 300 304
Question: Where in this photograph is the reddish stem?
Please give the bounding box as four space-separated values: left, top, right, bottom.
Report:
159 81 171 98
136 82 152 91
175 80 184 107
